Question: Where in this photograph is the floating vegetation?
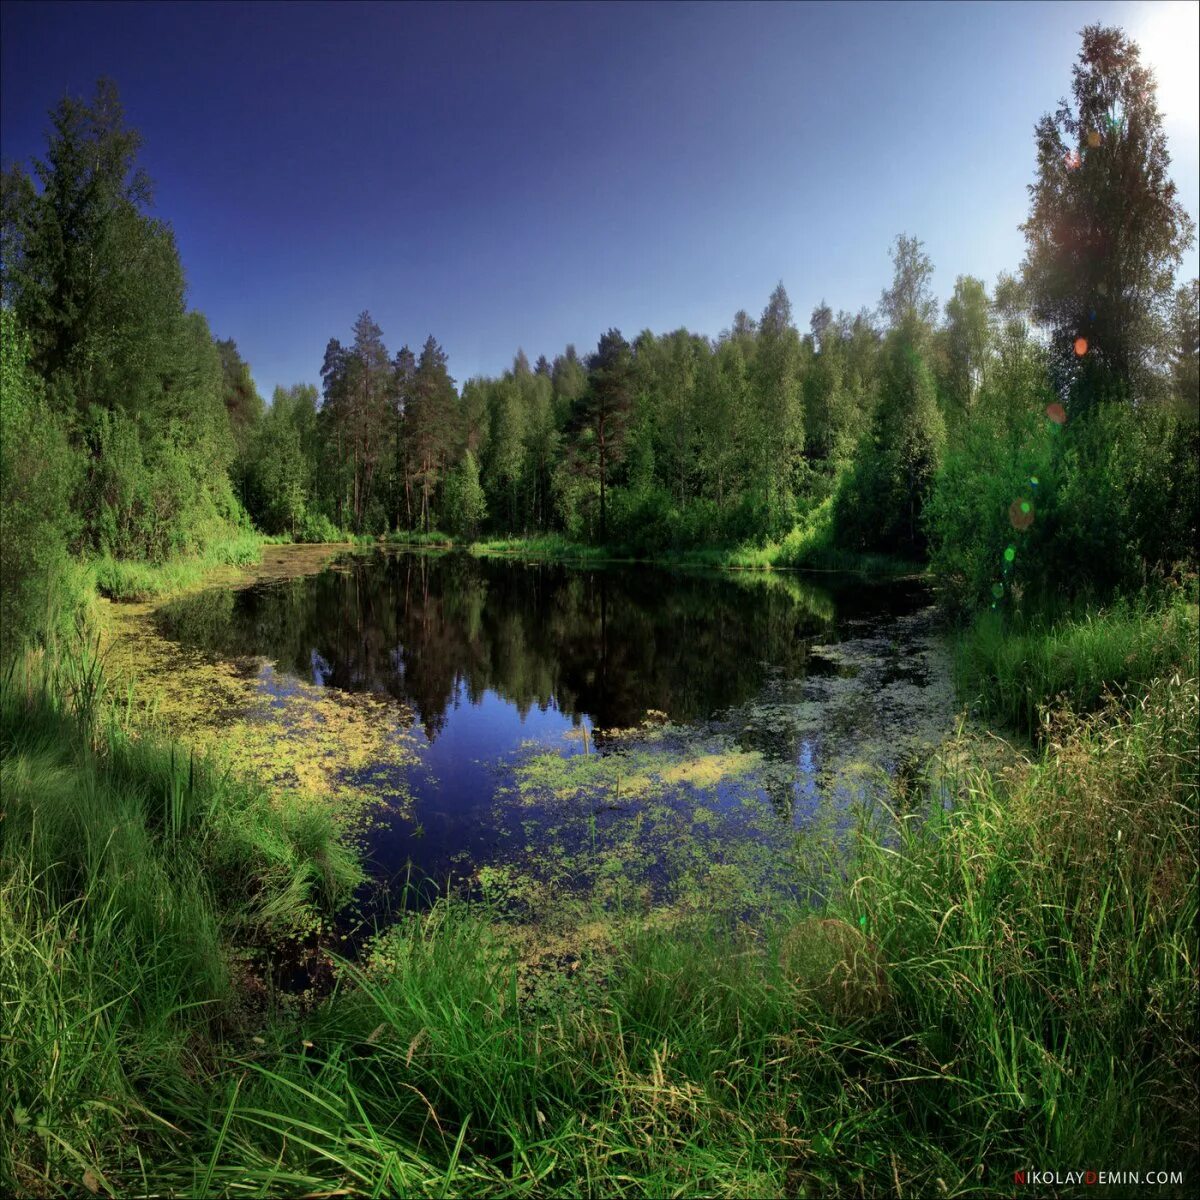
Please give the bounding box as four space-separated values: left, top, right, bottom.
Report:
98 548 421 833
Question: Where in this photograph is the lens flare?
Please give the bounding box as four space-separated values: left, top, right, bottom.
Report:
1004 545 1016 563
1046 402 1067 425
992 582 1004 599
1009 499 1035 531
1029 475 1039 488
1074 336 1088 356
1087 129 1102 147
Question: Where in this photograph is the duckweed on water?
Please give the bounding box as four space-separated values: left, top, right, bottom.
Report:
96 554 422 834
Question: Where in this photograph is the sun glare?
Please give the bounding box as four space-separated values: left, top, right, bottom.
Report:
1129 1 1200 128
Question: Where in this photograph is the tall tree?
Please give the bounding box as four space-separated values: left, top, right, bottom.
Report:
1 80 182 419
1168 278 1199 421
696 335 750 510
1021 24 1195 403
938 275 992 423
344 311 392 531
391 345 418 528
216 339 263 447
406 335 458 531
484 374 527 531
879 234 938 338
751 283 804 525
837 334 946 555
319 337 351 528
572 329 634 541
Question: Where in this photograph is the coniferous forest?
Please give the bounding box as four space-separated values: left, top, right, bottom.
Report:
1 18 1198 1200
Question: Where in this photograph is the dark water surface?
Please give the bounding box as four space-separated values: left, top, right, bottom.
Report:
158 549 955 912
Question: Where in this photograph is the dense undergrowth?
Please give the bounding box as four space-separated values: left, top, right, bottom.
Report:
2 598 1196 1197
956 589 1199 736
470 500 921 576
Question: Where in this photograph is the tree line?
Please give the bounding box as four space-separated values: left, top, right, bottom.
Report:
2 25 1197 659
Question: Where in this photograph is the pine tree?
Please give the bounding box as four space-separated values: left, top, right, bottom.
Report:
571 329 634 542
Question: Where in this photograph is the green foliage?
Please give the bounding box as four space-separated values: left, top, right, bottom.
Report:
935 274 992 425
441 450 487 539
1168 278 1199 421
568 328 636 541
1021 25 1196 399
925 403 1053 613
1046 401 1198 595
1 81 241 568
0 312 85 660
956 593 1197 736
835 334 945 556
85 403 243 562
243 386 316 536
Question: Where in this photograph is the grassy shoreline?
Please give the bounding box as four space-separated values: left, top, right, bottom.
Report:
2 545 1196 1196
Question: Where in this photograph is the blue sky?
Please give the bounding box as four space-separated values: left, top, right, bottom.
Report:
2 0 1197 400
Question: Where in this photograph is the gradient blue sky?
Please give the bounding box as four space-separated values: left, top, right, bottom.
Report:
2 0 1197 399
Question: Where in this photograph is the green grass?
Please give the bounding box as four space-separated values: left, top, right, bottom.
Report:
92 532 265 602
0 648 362 1197
470 533 615 563
2 616 1196 1196
382 528 457 548
955 591 1199 736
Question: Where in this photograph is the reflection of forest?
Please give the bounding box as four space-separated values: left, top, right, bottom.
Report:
157 551 915 740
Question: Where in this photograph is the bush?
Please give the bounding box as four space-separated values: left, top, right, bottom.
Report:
297 511 344 544
924 403 1052 613
928 397 1199 615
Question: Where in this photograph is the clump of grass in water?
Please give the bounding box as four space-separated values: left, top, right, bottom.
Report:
91 530 264 602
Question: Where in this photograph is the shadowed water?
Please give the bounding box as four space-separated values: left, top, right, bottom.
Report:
157 549 955 913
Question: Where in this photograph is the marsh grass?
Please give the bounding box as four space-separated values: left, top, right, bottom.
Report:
470 533 616 563
0 650 362 1196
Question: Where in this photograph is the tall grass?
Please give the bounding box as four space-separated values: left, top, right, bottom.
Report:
956 591 1198 736
0 651 361 1197
470 533 616 563
382 528 456 548
92 531 264 602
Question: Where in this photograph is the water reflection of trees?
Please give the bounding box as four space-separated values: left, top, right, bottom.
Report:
157 552 860 739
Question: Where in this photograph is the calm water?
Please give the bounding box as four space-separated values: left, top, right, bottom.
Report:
158 550 955 912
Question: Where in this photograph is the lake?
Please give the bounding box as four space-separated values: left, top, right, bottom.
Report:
154 549 955 919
